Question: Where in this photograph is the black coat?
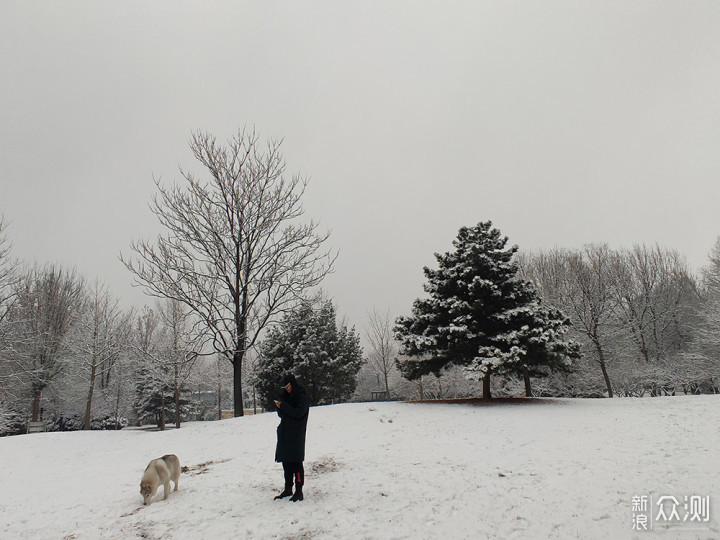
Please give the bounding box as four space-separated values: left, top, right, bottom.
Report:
275 385 309 463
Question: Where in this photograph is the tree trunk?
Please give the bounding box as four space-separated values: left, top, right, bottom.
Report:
217 376 222 420
31 387 43 422
159 395 166 430
114 374 122 430
523 370 532 397
233 350 244 417
384 370 390 399
83 360 97 430
173 361 181 429
597 348 613 398
482 372 492 399
174 384 181 429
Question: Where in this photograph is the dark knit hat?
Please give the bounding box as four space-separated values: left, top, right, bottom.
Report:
280 373 297 388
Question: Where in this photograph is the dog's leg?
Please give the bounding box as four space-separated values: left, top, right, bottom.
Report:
155 460 171 500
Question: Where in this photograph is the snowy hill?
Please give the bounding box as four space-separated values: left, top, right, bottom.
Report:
0 396 718 539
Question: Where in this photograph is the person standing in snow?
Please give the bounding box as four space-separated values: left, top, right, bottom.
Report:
273 373 309 502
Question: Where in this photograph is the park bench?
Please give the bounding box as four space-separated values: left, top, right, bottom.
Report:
26 421 46 434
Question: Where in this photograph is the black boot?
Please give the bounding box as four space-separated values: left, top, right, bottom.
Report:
289 471 304 502
274 471 293 500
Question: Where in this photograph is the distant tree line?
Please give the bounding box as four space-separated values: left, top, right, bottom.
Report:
0 238 213 435
516 242 719 398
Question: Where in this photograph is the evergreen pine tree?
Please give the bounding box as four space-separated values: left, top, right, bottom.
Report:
256 299 364 406
134 361 193 429
134 364 171 428
395 221 579 398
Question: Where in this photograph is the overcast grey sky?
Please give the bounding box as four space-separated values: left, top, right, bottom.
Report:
1 1 719 331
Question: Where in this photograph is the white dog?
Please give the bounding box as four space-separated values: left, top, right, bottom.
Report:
140 454 180 505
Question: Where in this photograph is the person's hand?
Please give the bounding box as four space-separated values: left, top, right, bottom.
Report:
274 400 281 408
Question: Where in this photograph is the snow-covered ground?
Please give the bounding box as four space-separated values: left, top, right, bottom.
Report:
0 396 717 539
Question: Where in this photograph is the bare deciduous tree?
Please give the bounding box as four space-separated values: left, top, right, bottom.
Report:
683 238 720 393
9 265 84 421
521 246 618 397
365 308 398 398
0 217 20 408
565 246 618 397
74 279 133 430
611 244 697 363
133 307 168 428
0 216 19 327
122 129 335 416
107 344 136 429
157 298 200 428
132 302 198 429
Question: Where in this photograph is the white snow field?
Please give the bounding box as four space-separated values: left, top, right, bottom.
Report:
0 396 717 540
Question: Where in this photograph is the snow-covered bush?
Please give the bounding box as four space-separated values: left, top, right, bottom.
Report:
0 403 26 437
